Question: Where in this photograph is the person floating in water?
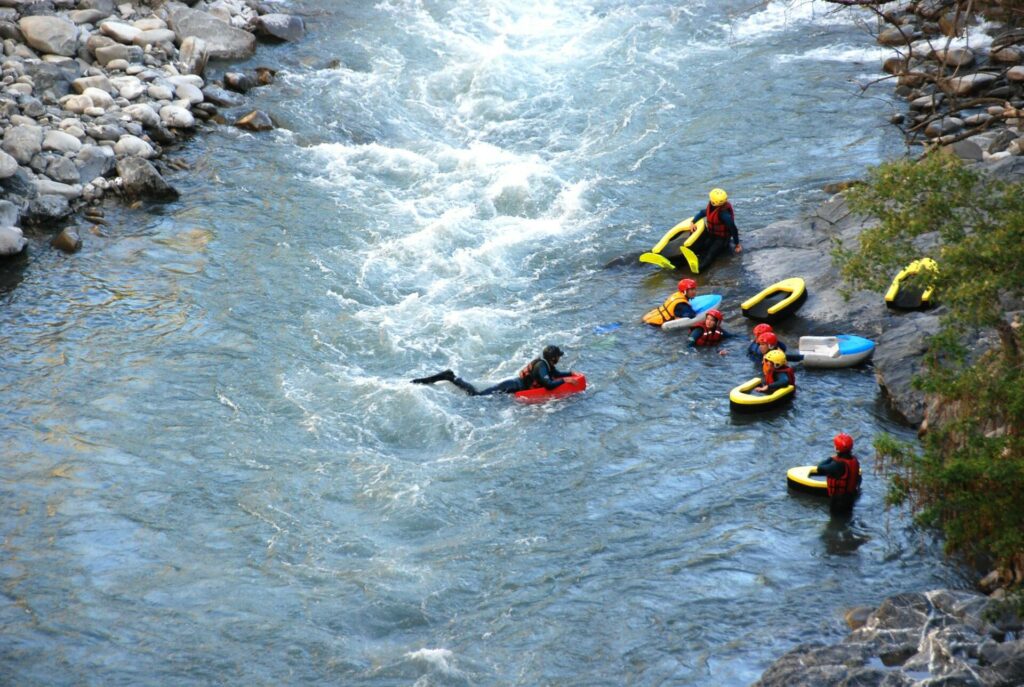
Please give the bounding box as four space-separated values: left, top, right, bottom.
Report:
689 187 742 269
810 433 862 515
749 331 803 364
412 345 574 396
688 309 733 354
643 278 698 326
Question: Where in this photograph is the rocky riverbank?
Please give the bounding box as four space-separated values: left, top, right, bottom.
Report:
755 589 1024 686
751 4 1024 684
0 0 304 257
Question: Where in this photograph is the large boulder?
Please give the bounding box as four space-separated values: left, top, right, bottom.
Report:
167 6 256 60
945 72 999 96
18 15 79 57
116 157 178 201
256 13 305 42
874 313 941 426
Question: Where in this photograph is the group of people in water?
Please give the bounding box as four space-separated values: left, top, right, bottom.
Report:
411 188 862 514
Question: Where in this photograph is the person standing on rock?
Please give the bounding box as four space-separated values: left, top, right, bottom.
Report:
810 433 862 515
643 278 699 326
411 345 574 396
689 188 742 269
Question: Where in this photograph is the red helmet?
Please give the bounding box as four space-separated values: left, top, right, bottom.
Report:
678 278 697 292
753 324 774 336
757 332 778 345
705 309 723 320
834 433 854 453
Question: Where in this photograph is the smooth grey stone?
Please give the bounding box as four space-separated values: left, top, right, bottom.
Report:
116 156 177 201
18 15 79 57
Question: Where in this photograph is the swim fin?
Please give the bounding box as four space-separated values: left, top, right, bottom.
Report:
412 369 456 385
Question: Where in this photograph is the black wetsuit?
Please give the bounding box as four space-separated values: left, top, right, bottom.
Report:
452 359 570 396
815 452 862 515
693 204 740 268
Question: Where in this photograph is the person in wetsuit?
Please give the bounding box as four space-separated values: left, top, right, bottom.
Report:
690 188 742 269
810 433 862 515
643 278 699 326
411 345 574 396
748 331 802 364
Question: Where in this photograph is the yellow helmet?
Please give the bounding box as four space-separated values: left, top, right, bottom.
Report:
764 349 787 366
709 188 728 206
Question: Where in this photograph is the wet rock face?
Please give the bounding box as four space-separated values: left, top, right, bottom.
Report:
167 5 256 60
755 590 1024 687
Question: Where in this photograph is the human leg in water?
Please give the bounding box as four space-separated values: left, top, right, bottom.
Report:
411 370 456 385
412 370 523 396
699 236 732 270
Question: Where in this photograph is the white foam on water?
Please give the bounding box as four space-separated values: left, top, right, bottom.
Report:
405 647 457 673
731 0 858 41
776 43 892 66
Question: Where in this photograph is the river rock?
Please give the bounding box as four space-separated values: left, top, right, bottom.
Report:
0 225 26 256
223 70 256 92
100 20 142 44
234 109 273 131
931 46 974 68
946 72 999 96
178 35 207 76
110 74 144 100
200 83 242 107
257 13 305 42
878 26 918 46
1007 66 1024 82
167 5 255 60
42 130 82 155
51 226 81 253
147 82 174 100
69 9 106 25
113 134 154 158
75 143 114 181
82 86 114 109
990 47 1021 64
0 149 17 178
72 74 112 94
93 42 143 66
132 17 166 31
80 0 116 16
159 104 194 128
34 178 81 199
0 200 18 227
18 15 79 57
62 93 93 114
42 155 79 185
25 194 71 224
924 116 963 138
115 156 178 201
123 102 159 127
2 124 43 165
133 28 176 47
174 82 203 104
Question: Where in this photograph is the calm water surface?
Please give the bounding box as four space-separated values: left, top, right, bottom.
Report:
1 1 966 685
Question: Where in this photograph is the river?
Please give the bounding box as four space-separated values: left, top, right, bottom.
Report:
0 1 969 685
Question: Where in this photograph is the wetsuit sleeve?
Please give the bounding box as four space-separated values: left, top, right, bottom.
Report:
674 302 697 319
815 458 845 478
722 208 740 246
537 361 565 389
688 328 701 347
786 351 804 362
550 363 572 379
746 341 762 362
692 208 707 223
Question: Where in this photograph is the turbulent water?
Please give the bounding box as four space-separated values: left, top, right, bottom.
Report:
1 1 969 685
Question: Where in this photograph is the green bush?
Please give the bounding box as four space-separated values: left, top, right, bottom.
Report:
834 152 1024 578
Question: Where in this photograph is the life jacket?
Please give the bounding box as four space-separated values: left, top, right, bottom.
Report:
518 358 548 390
763 362 796 389
690 323 724 346
827 453 860 497
705 201 735 240
642 292 690 326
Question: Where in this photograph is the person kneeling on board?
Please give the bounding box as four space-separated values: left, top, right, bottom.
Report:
643 278 698 326
411 345 574 396
755 349 795 394
689 187 742 268
810 433 861 514
749 331 803 364
688 309 733 353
